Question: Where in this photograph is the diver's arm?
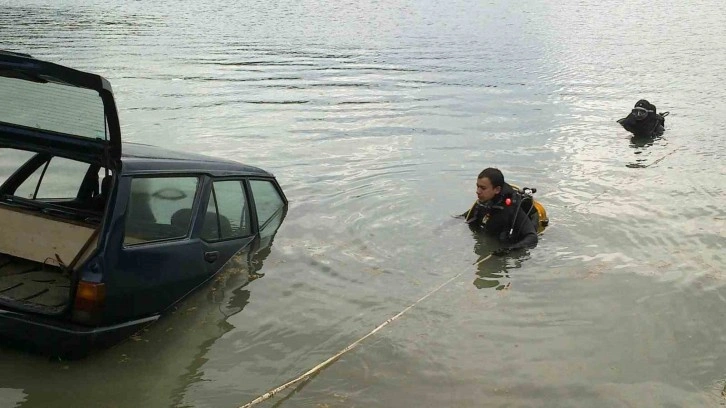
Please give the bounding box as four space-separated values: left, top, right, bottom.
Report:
507 208 538 250
618 115 638 133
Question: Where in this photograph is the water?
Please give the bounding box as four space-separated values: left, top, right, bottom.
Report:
1 0 725 406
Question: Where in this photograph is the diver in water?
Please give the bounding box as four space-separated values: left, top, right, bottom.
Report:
617 99 669 138
461 168 546 256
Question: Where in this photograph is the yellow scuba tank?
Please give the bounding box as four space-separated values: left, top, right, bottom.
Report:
531 199 549 233
510 184 549 234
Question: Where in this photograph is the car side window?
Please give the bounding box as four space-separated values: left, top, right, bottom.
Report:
15 156 89 200
124 176 199 246
0 148 35 188
250 180 284 227
201 180 250 241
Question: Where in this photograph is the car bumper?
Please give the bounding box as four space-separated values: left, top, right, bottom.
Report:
0 308 159 356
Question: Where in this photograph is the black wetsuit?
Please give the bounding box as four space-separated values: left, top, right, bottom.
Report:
617 99 667 138
464 183 538 251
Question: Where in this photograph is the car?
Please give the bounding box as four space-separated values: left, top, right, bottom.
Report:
0 50 288 356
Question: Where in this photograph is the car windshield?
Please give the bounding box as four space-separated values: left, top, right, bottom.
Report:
0 74 106 140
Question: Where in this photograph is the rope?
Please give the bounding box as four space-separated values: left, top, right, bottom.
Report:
239 254 493 408
474 253 494 266
645 147 681 168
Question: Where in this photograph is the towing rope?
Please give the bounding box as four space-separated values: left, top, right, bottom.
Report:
239 254 493 408
645 147 681 168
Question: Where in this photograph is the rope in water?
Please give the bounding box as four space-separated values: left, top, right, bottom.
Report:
239 254 493 408
645 147 681 168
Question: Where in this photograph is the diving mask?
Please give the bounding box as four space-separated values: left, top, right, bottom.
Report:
631 106 653 120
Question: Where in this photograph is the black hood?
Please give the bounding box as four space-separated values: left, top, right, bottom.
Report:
634 99 657 114
617 99 665 137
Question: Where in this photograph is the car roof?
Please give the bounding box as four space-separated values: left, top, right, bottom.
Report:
120 142 273 177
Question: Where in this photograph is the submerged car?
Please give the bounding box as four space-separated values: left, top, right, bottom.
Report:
0 50 287 356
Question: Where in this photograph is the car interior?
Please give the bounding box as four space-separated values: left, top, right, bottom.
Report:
0 149 106 312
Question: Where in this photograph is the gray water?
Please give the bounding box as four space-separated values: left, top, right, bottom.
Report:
1 0 725 406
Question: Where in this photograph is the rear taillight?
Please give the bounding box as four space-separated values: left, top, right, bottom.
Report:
72 281 106 324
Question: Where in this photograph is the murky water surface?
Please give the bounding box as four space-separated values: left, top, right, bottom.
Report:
1 0 725 406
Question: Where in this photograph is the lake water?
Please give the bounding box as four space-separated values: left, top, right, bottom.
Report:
1 0 725 406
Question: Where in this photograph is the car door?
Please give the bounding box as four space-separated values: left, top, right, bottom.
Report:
105 174 207 321
248 178 287 244
245 178 288 271
198 178 255 276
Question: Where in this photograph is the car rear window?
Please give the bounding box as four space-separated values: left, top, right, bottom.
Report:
0 75 106 140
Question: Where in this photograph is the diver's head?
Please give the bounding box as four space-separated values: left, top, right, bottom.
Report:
631 99 656 121
476 167 504 202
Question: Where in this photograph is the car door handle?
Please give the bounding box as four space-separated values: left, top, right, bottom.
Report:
204 251 219 263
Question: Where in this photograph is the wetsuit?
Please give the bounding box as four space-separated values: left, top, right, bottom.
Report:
464 183 538 251
617 99 667 137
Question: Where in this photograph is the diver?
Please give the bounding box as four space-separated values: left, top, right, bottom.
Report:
617 99 669 138
461 168 548 256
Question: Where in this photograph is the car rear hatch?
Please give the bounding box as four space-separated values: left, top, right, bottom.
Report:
0 50 120 320
0 50 121 167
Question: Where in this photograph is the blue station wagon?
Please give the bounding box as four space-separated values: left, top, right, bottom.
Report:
0 50 288 356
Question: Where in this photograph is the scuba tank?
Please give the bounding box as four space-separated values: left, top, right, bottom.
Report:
509 185 549 234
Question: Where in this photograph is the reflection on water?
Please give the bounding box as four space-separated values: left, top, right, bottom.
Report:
163 240 275 407
626 134 665 168
473 262 510 290
630 134 662 149
470 231 530 290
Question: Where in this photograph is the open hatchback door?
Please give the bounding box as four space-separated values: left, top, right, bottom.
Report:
0 50 121 168
0 50 124 348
